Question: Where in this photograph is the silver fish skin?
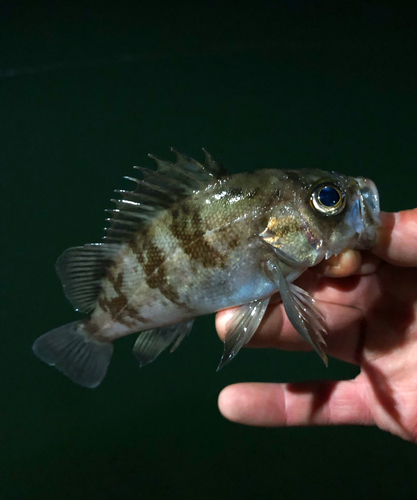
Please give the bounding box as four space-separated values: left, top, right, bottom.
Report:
33 149 380 387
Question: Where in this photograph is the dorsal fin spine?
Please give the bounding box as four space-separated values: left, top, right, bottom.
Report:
104 149 227 244
148 153 204 184
126 173 171 194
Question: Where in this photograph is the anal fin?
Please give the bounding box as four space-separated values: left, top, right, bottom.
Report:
133 320 195 367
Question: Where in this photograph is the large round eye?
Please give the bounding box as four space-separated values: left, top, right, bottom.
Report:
311 183 346 216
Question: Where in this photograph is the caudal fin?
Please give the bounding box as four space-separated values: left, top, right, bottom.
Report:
32 321 113 388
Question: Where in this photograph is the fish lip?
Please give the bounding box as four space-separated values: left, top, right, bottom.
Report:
354 176 381 249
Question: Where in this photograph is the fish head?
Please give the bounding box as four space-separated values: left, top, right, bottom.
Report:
317 171 381 258
261 169 381 266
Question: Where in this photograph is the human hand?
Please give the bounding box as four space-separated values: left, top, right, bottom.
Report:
215 209 417 442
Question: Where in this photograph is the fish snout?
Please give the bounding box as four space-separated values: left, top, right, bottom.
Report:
355 177 381 249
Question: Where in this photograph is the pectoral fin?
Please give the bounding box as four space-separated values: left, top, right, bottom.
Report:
217 297 271 371
133 320 194 367
264 260 328 365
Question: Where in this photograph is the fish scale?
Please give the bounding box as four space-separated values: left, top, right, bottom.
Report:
32 150 380 387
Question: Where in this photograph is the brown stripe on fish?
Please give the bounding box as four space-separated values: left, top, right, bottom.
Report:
128 229 188 308
169 200 227 268
146 266 184 306
136 237 165 280
98 284 127 315
98 293 151 326
97 265 151 325
204 223 242 253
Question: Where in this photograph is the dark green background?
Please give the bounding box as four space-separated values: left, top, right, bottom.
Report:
2 1 417 499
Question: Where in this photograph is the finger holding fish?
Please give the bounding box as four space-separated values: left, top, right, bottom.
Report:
313 248 381 277
373 209 417 267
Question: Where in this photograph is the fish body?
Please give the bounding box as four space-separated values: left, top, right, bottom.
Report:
90 170 296 339
33 150 380 387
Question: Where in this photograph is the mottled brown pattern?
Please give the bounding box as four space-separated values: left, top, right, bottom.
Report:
211 224 242 252
108 269 124 295
146 266 184 306
267 215 304 238
123 304 151 325
98 293 150 325
99 265 151 324
189 236 227 268
128 230 187 307
98 294 126 316
142 239 166 280
170 201 227 268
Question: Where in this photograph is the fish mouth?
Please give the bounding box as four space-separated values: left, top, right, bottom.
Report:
354 177 381 249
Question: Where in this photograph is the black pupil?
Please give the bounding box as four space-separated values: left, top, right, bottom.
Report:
318 186 340 207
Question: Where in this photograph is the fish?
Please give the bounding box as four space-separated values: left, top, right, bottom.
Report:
32 149 381 388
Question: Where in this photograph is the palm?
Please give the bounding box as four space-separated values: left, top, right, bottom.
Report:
311 263 417 441
215 210 417 442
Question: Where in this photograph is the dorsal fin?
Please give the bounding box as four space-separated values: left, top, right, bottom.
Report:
104 149 227 244
56 243 120 313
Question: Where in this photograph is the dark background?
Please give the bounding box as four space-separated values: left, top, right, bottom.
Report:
2 1 417 499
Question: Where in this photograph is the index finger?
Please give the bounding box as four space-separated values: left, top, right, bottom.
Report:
373 209 417 267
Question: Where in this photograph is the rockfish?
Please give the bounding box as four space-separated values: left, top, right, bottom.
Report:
33 149 380 387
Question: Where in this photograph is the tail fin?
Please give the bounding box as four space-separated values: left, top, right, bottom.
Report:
32 321 113 388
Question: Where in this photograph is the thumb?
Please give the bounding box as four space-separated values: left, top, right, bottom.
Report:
374 210 417 267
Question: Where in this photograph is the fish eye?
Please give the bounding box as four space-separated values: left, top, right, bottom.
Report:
311 183 346 216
